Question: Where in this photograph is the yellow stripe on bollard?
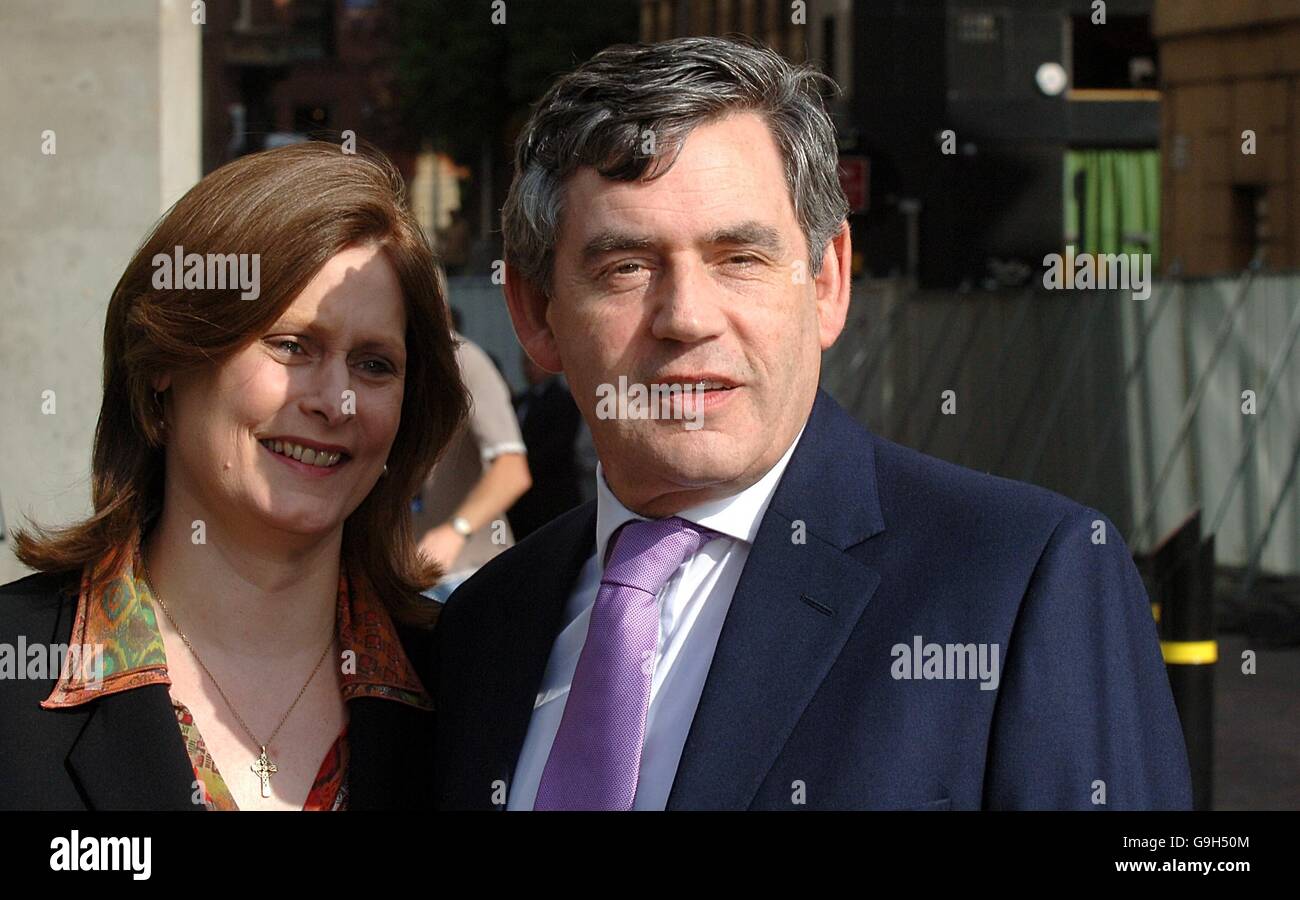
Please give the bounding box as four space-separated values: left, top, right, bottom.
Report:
1150 602 1161 624
1160 640 1218 665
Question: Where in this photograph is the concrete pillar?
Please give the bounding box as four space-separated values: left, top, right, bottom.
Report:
0 0 201 584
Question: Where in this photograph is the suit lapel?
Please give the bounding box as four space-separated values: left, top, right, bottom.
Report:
667 391 885 809
64 683 202 811
496 504 597 788
446 502 597 808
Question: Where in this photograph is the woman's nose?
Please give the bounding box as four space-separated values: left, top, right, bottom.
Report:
299 356 351 424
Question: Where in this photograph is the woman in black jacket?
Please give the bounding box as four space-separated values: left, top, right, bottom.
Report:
0 141 467 810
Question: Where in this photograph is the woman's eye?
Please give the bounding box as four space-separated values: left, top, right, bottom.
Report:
273 339 304 355
359 359 394 375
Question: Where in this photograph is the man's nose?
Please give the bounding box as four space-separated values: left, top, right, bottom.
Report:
650 258 727 344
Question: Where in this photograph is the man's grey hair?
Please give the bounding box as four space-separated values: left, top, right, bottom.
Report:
501 36 849 295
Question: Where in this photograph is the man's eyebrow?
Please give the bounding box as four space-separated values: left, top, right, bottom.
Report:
580 230 657 262
579 220 785 264
703 221 785 254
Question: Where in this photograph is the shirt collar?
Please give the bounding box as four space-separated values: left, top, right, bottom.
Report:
42 542 432 711
592 422 808 570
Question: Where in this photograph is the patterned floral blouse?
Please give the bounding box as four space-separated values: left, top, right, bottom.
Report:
42 544 433 810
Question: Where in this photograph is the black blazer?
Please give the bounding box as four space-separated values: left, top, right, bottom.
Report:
0 569 436 810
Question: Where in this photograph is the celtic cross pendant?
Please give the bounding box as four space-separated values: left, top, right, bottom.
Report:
251 746 277 798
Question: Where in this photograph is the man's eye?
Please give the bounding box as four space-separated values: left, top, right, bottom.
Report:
727 254 759 266
599 261 655 289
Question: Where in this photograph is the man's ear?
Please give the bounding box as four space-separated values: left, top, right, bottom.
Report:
503 262 563 373
813 221 852 351
151 373 172 393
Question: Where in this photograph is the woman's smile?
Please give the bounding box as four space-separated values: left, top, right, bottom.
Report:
258 437 352 477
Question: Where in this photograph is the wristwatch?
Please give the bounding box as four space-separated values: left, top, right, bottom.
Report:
450 516 473 537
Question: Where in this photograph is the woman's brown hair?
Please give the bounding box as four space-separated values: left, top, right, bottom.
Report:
12 140 469 627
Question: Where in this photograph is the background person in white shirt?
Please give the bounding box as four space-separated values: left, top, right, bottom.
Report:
412 329 530 602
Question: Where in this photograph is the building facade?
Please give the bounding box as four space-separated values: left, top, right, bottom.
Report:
1155 0 1300 275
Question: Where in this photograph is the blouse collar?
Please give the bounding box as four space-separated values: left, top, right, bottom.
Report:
42 543 432 711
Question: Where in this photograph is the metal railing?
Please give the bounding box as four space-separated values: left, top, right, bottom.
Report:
824 268 1300 602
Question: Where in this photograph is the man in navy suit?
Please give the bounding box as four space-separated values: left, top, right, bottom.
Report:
431 36 1192 810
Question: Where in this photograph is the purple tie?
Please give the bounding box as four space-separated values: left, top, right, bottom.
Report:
533 516 717 810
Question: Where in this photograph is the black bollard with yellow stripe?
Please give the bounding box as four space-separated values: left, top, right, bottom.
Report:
1144 510 1215 811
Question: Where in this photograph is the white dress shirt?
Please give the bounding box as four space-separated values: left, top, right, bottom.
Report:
507 425 807 810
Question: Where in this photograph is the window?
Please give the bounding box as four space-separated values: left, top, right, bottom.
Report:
1070 14 1157 91
1230 185 1268 269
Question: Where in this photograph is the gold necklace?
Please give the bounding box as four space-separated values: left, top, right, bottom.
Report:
140 555 335 800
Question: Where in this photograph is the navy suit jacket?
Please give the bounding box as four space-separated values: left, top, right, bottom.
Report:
432 390 1193 810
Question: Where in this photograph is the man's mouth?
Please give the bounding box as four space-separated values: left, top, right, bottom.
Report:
258 438 350 468
655 374 740 392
